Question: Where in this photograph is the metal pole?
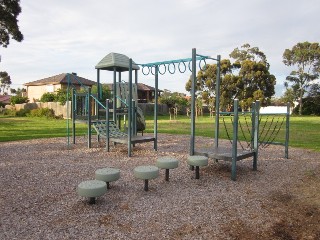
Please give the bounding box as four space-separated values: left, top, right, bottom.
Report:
113 67 117 122
135 69 138 84
128 59 133 157
106 99 110 151
67 74 70 147
215 55 221 149
72 88 76 144
190 48 196 156
285 102 290 159
154 65 158 151
132 100 136 135
253 100 260 171
97 69 101 100
87 87 92 148
231 99 239 181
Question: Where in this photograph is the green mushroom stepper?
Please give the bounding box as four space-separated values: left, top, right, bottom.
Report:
133 165 159 191
77 180 107 204
156 157 179 181
95 167 120 189
187 155 208 179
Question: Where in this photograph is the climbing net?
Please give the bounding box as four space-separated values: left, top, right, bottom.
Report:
221 113 288 151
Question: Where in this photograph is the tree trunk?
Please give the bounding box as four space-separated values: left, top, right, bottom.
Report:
299 88 303 115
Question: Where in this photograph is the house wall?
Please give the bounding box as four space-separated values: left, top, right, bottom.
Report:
27 84 62 102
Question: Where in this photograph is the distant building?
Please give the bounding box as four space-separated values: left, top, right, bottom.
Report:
24 73 96 102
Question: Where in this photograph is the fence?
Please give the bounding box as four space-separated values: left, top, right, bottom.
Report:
6 102 168 118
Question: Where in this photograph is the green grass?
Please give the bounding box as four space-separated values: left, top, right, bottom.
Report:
144 115 320 152
0 117 87 142
0 115 319 152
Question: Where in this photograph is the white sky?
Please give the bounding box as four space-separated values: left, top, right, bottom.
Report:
1 0 320 96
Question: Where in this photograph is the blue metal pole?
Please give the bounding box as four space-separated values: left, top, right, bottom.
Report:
215 55 221 149
190 48 196 156
106 99 110 151
128 59 133 157
87 87 92 148
231 99 239 181
285 102 290 159
113 67 117 122
72 88 76 144
154 65 158 151
253 100 260 171
97 69 101 100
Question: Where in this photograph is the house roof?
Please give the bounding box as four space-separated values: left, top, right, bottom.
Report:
0 95 10 104
24 73 96 86
95 52 140 72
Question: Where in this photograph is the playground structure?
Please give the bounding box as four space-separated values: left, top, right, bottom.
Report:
67 48 289 179
67 53 156 156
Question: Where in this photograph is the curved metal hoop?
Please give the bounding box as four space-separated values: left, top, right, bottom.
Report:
150 65 156 76
199 58 207 71
159 64 166 75
168 62 176 74
142 66 150 75
178 61 186 73
188 60 192 72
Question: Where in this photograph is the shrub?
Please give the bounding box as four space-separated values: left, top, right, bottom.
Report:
16 108 31 117
29 108 56 118
10 96 29 105
40 92 56 102
2 109 16 116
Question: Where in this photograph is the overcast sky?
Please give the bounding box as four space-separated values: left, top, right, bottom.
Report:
1 0 320 96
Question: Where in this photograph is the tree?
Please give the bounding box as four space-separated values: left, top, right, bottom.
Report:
229 44 276 109
10 87 26 96
186 44 276 111
283 42 320 115
0 71 12 94
0 0 24 47
279 86 296 106
159 90 188 120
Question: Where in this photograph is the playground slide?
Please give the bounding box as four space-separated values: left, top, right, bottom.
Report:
136 106 146 132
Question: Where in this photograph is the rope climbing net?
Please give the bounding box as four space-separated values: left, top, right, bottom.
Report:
221 112 289 151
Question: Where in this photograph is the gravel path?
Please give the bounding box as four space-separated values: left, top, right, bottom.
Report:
0 134 319 239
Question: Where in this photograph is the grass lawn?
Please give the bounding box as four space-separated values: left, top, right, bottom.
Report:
0 117 87 142
0 115 319 151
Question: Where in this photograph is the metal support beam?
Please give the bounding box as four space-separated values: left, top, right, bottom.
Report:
97 69 101 100
285 102 290 159
113 67 117 122
87 87 92 148
231 99 239 181
72 88 76 144
215 55 221 149
106 99 110 151
190 48 196 156
253 100 260 171
128 59 133 157
154 65 159 151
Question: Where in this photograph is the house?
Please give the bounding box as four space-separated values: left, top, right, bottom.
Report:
0 95 11 105
24 73 96 102
106 82 162 103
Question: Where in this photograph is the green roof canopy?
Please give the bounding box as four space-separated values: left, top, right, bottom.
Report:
95 52 140 72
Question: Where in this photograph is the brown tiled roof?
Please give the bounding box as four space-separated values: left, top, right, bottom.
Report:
0 95 11 104
24 73 96 86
